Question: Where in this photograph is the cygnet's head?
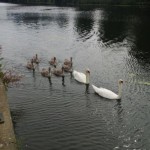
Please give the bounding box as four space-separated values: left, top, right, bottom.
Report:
119 79 123 84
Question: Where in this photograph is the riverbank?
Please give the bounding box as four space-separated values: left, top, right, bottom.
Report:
0 83 17 150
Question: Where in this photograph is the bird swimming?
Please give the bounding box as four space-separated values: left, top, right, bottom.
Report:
92 79 123 100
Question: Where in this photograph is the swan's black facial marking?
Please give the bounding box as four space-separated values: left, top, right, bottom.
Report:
86 69 90 74
119 79 123 84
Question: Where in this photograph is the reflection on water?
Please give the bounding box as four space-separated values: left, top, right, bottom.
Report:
0 3 150 150
99 7 127 45
75 11 94 41
129 11 150 65
7 12 69 29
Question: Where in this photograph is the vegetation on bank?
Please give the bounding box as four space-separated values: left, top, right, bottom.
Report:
0 0 150 6
0 46 22 88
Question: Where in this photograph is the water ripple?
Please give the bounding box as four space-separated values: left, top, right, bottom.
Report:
1 4 150 150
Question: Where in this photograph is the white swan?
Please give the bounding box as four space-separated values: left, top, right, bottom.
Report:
92 79 123 99
73 69 90 84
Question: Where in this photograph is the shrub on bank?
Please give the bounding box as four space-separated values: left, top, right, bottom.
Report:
0 46 23 88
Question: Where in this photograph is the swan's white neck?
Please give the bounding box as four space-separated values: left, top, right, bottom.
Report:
86 72 90 84
118 83 123 99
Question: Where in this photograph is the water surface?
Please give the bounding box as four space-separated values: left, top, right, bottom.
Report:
0 3 150 150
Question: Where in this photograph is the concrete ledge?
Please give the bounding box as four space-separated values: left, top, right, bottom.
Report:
0 83 17 150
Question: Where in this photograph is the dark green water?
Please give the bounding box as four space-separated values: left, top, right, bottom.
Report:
0 3 150 150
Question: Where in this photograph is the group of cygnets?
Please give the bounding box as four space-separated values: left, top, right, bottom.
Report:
26 54 124 100
26 54 73 77
26 54 73 86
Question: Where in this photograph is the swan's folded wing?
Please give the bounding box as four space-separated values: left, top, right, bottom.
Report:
73 70 86 83
92 85 118 99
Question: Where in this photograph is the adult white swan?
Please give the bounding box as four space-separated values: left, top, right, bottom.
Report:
73 69 90 84
92 79 123 99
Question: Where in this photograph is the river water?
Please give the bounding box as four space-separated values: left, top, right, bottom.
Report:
0 3 150 150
